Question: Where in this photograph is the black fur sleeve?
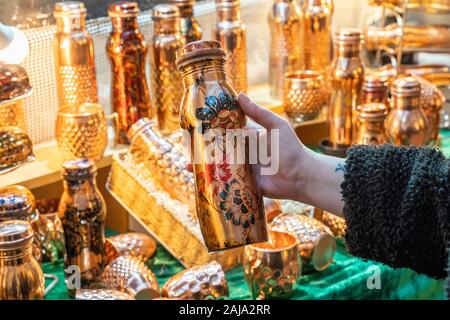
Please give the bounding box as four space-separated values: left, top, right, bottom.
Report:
341 145 450 280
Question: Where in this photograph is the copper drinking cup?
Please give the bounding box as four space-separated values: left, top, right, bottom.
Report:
55 103 118 162
242 230 301 300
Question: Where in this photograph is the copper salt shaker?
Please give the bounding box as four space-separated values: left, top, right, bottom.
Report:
301 0 333 73
59 159 107 297
268 0 303 100
0 220 45 300
172 0 202 43
107 2 152 144
360 75 389 108
214 0 247 94
176 40 268 251
355 103 388 145
385 76 430 146
53 1 98 107
150 4 185 135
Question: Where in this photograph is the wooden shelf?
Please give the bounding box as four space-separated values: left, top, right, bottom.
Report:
0 140 127 190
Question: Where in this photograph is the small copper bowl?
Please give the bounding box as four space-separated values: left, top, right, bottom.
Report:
0 127 35 175
242 230 300 300
162 261 229 300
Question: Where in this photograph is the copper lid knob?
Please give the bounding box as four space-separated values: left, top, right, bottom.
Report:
61 159 97 181
0 185 37 222
0 220 34 250
175 40 225 69
152 4 180 20
108 2 140 17
54 1 87 17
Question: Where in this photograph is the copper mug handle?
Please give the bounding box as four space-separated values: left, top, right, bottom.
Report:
106 112 120 147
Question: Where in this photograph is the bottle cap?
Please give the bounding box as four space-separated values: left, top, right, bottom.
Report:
0 185 38 223
356 103 388 122
0 220 34 250
62 159 97 181
391 76 421 98
334 28 364 45
54 1 87 18
176 40 225 70
152 4 180 20
108 2 140 18
362 75 388 92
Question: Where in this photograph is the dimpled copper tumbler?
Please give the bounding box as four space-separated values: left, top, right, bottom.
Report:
243 230 300 300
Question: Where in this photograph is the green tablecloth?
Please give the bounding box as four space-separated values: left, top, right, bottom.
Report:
43 131 450 300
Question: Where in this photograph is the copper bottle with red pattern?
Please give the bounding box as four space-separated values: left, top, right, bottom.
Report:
176 40 267 252
213 0 248 94
53 2 98 108
107 2 152 144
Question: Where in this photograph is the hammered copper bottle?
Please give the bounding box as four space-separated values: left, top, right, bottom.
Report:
355 103 388 145
150 4 185 135
301 0 333 72
385 77 429 146
107 2 152 144
214 0 247 94
58 159 106 297
176 40 268 251
0 220 45 300
328 29 365 147
268 0 303 100
172 0 202 43
360 75 389 107
366 24 450 52
53 1 98 107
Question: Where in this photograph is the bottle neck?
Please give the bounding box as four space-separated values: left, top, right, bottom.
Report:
392 95 421 110
178 5 194 19
216 6 240 22
63 178 97 196
180 59 227 87
334 43 362 58
111 16 139 33
154 19 180 35
56 15 86 33
0 245 34 265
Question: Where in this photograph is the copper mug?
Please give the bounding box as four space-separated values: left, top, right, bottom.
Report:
55 103 118 162
242 230 301 300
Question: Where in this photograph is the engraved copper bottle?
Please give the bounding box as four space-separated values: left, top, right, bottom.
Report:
366 24 450 52
107 2 152 144
301 0 333 73
59 159 106 297
355 103 388 145
360 75 389 107
176 40 268 251
0 220 45 300
150 4 185 135
385 77 429 146
328 29 364 147
268 0 303 100
53 1 98 107
172 0 202 43
214 0 247 94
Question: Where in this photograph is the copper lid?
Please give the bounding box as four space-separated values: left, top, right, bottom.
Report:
127 117 155 140
334 28 364 45
310 232 335 271
54 1 87 17
362 75 388 91
0 220 34 250
391 76 421 98
108 2 140 18
0 63 32 103
0 185 37 222
62 159 97 181
356 103 388 122
152 4 180 20
176 40 226 69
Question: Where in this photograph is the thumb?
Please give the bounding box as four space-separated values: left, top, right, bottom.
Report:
237 93 284 129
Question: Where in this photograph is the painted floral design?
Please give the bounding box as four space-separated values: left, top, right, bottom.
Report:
195 92 240 134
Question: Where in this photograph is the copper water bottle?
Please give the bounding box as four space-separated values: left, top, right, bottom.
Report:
53 1 98 107
328 29 365 147
172 0 202 43
385 76 430 146
214 0 247 94
301 0 333 73
107 2 152 144
355 103 388 145
366 24 450 52
59 159 106 297
176 40 268 252
268 0 303 100
150 4 185 135
360 75 389 107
